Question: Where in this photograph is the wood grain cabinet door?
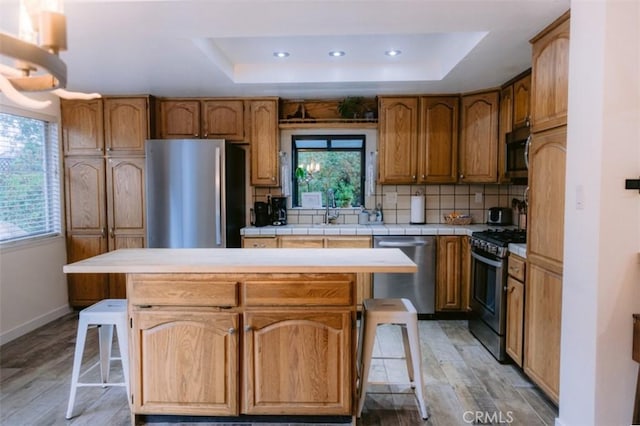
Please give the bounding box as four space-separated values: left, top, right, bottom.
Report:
378 97 419 184
61 99 104 155
248 99 279 186
498 85 513 183
64 157 106 234
459 91 499 183
202 100 245 141
436 236 462 311
106 157 146 248
66 234 108 306
103 97 150 154
513 73 532 129
131 310 239 415
418 96 459 183
243 310 352 415
158 100 201 139
505 276 524 367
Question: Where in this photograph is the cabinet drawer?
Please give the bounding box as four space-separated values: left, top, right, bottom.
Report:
242 237 278 248
243 274 354 306
508 255 526 282
129 274 238 307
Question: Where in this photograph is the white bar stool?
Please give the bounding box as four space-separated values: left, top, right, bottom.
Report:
66 299 129 419
356 298 428 419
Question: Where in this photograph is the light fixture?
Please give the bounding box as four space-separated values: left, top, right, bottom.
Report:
0 0 100 110
385 49 402 57
273 51 290 58
329 50 346 57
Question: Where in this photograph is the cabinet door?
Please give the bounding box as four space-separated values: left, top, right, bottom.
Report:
108 235 145 299
64 157 106 234
418 96 459 183
131 310 239 415
378 97 419 184
242 237 278 248
158 100 201 138
527 126 566 271
104 97 149 154
505 276 524 367
249 100 279 186
436 236 462 311
524 263 562 404
459 91 499 183
513 73 532 129
202 100 245 141
278 236 324 248
498 85 513 183
61 99 104 155
66 234 108 306
530 13 570 132
106 157 146 249
243 311 352 415
460 236 471 311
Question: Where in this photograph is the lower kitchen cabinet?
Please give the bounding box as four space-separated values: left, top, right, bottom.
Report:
66 234 108 305
506 254 526 366
243 310 352 415
241 236 278 248
436 236 470 312
130 310 239 415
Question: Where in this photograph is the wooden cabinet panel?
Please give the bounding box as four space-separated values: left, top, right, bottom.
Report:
103 97 150 154
202 100 245 141
66 234 108 306
278 236 324 248
243 275 353 306
418 96 459 183
108 235 144 299
61 99 104 155
64 157 106 234
243 310 351 415
524 263 562 404
325 236 371 248
508 254 526 282
158 100 201 139
129 274 238 307
513 73 532 129
506 276 524 367
378 97 419 184
530 12 570 132
242 237 278 248
436 236 462 311
527 126 566 272
131 310 239 415
249 99 279 186
460 236 471 311
106 157 146 245
459 91 499 183
498 85 513 183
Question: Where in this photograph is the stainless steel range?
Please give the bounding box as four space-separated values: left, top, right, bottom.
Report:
468 228 526 362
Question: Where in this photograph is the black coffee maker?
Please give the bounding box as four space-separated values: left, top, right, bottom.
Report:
252 201 270 227
270 196 287 226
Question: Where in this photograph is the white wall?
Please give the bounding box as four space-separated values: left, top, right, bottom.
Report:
560 1 640 425
0 94 71 345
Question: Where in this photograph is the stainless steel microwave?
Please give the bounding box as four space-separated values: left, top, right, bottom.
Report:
505 126 530 183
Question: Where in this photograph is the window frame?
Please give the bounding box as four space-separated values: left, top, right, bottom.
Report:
0 106 62 246
291 134 366 207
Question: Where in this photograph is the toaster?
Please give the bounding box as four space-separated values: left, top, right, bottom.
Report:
487 207 512 225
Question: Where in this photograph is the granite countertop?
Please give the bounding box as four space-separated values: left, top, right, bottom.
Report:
63 248 417 274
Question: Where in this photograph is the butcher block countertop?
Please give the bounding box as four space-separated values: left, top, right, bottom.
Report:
63 248 417 274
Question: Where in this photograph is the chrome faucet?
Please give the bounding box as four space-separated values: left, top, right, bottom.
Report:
325 188 340 224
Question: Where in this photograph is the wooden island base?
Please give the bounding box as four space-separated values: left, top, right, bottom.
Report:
63 248 416 424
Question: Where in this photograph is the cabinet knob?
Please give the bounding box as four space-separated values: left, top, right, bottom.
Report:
412 175 416 181
203 133 208 138
459 173 464 179
109 227 115 238
194 133 199 137
244 325 253 332
271 176 276 181
421 174 425 179
106 147 112 151
101 227 106 238
228 327 236 335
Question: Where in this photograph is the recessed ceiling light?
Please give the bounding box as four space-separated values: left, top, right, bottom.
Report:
329 50 346 57
273 51 290 58
385 49 402 57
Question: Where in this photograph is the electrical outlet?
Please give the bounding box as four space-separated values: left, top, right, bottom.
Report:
385 192 397 205
474 192 483 203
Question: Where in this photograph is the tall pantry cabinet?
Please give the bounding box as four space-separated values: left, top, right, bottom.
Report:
524 11 570 404
62 96 154 307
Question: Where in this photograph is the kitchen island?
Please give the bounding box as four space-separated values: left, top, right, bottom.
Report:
63 248 416 424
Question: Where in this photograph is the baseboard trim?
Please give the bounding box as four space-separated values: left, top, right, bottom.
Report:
0 304 72 346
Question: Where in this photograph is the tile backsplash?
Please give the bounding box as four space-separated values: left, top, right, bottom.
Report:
251 183 527 225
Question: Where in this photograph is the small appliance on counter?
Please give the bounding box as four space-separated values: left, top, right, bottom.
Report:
270 196 287 226
252 201 271 227
487 207 512 225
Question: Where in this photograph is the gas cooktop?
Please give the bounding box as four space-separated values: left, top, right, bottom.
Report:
471 229 526 247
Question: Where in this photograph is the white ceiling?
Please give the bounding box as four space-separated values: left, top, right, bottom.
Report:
0 0 571 99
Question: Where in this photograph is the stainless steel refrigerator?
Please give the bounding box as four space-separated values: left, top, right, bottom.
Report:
145 139 245 248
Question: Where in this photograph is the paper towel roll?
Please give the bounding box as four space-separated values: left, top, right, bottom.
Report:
410 195 425 224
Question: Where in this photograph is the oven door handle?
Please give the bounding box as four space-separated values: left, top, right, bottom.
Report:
471 251 504 268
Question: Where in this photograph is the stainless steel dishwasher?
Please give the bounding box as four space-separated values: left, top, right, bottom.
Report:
373 236 436 315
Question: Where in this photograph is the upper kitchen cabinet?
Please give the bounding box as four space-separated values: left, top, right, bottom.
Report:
157 99 245 141
62 97 154 156
418 96 459 183
498 85 513 183
459 90 499 183
61 99 104 155
530 11 570 133
248 99 279 186
513 73 532 129
378 97 419 184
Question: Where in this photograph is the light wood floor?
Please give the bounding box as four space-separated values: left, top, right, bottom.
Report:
0 313 557 425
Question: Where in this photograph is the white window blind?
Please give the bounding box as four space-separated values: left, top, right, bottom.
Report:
0 111 61 243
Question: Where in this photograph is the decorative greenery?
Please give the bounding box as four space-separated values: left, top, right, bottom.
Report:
337 96 365 119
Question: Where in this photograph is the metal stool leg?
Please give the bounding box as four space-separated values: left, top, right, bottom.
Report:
407 319 428 420
98 324 114 384
115 318 130 399
357 316 378 418
66 315 89 419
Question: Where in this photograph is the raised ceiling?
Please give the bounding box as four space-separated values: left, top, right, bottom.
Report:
0 0 571 99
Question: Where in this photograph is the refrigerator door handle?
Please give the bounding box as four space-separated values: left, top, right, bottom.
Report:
215 146 222 246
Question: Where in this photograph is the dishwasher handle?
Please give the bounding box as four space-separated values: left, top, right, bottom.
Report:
377 241 428 248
